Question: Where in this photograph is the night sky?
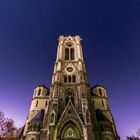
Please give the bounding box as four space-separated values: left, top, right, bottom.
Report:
0 0 140 139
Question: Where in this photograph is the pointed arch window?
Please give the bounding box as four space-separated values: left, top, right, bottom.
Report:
64 75 76 83
99 88 102 96
70 48 74 60
51 113 54 123
64 75 67 83
36 100 38 107
65 48 69 60
68 75 71 82
65 89 75 106
38 89 41 96
45 100 48 107
65 48 75 60
72 75 76 82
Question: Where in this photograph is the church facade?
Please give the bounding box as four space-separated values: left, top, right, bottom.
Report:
21 35 120 140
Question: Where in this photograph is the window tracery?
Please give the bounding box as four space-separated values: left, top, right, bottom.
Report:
65 47 75 60
65 89 75 106
61 123 80 139
63 75 76 83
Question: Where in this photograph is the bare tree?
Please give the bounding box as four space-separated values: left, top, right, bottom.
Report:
0 111 17 139
15 127 23 139
137 128 140 137
0 111 6 137
126 136 139 140
126 136 140 140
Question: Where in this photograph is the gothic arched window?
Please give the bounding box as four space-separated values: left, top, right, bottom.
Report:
65 48 69 60
36 100 38 107
72 75 76 82
45 100 47 107
51 113 54 123
38 89 41 96
99 88 102 96
70 48 75 60
65 47 75 60
65 89 75 106
64 75 76 83
68 75 71 83
64 75 67 83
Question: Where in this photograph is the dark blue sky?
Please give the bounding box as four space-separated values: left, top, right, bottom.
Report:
0 0 140 139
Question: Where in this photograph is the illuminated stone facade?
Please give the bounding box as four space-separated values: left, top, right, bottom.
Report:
21 35 120 140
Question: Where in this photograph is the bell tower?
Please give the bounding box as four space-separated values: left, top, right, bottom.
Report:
47 35 96 140
52 35 88 86
52 35 88 99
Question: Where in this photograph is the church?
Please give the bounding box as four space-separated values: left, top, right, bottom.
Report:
21 35 120 140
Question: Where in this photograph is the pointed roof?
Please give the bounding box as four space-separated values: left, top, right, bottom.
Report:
58 101 84 126
31 109 44 122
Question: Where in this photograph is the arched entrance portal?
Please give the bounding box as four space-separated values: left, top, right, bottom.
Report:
61 123 80 140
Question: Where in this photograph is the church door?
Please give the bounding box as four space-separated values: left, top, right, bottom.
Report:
60 124 80 140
